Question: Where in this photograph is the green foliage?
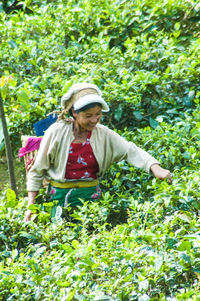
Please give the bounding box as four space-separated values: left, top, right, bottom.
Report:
0 163 200 300
0 0 199 144
1 108 200 299
1 0 200 299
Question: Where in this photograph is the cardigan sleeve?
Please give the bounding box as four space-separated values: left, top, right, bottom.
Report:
104 127 159 173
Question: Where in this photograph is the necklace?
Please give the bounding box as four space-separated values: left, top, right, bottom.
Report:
73 129 88 138
73 127 89 143
72 121 89 143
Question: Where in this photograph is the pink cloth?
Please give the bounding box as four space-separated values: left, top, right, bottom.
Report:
18 137 42 158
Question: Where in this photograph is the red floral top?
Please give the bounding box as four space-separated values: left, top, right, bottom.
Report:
65 132 99 180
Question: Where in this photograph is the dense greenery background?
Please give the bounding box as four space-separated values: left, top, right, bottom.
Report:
0 0 200 300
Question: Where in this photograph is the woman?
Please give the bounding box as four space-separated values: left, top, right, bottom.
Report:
24 83 172 222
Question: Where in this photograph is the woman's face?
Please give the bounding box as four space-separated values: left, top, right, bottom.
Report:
72 105 102 131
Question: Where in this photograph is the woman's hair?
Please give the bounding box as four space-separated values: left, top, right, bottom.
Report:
70 102 102 116
58 102 102 121
58 108 72 123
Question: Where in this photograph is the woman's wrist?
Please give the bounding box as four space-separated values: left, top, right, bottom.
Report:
27 191 38 207
150 163 161 173
24 191 38 221
28 191 38 199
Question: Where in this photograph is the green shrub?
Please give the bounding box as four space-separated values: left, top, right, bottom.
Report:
1 0 200 299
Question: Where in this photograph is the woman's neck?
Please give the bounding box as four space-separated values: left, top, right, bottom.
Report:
73 121 88 136
72 121 89 143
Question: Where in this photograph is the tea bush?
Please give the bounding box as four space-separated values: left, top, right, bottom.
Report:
0 0 200 149
0 0 200 300
1 113 200 300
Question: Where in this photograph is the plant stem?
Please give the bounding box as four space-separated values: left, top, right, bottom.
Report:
0 94 17 195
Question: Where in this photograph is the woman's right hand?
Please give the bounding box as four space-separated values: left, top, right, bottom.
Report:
24 209 33 222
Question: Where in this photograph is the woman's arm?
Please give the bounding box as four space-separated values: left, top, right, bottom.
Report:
150 163 172 183
24 191 38 222
103 126 172 182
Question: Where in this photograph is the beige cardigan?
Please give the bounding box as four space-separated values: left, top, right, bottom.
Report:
27 121 159 191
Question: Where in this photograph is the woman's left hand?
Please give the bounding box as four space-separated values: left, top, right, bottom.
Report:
150 164 172 183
